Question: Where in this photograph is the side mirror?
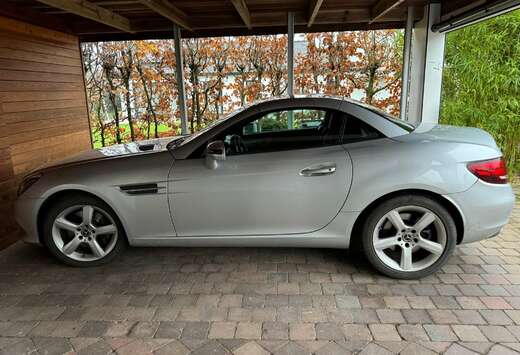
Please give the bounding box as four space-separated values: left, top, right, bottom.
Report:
205 140 226 169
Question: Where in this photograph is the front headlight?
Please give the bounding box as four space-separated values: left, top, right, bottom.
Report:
17 173 43 197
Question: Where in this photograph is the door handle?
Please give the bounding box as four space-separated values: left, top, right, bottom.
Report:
300 163 336 177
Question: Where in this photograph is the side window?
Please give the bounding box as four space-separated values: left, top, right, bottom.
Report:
218 108 344 156
243 109 326 135
343 115 383 143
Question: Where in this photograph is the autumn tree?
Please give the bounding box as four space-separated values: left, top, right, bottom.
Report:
100 42 123 144
348 30 402 114
117 41 136 141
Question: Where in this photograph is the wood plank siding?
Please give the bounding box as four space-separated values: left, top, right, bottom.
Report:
0 16 91 249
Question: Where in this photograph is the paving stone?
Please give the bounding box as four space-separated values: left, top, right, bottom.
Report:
32 337 72 355
452 325 488 342
315 323 344 341
314 341 352 355
407 296 436 309
376 309 405 323
289 323 315 340
401 309 432 324
342 324 372 341
154 339 190 355
480 296 513 309
423 324 458 341
129 321 159 338
457 297 487 309
430 296 461 309
350 309 379 324
488 344 520 355
191 340 231 355
335 295 360 309
427 309 458 324
235 322 261 340
0 321 38 337
399 342 437 355
181 322 210 339
479 309 514 325
397 324 429 341
456 342 493 354
262 322 288 340
454 310 487 325
369 324 401 341
358 342 393 355
77 320 110 337
155 321 184 339
273 341 310 355
209 322 237 339
233 341 269 355
444 343 480 355
0 338 37 355
76 339 113 355
478 325 516 342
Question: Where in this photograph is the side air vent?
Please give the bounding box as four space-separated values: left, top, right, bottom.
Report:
139 143 155 151
120 183 158 195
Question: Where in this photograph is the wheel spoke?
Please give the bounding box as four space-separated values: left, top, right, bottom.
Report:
55 218 79 232
95 224 116 235
387 210 407 230
62 237 81 255
374 236 400 250
400 246 413 270
82 206 94 225
89 239 105 258
418 238 444 255
414 212 436 232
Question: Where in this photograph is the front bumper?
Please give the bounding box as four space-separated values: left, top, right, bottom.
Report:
14 197 43 244
445 180 515 244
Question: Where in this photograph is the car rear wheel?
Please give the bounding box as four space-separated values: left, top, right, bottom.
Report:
362 195 456 279
42 195 125 266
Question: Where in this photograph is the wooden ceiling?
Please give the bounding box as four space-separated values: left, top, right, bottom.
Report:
0 0 498 41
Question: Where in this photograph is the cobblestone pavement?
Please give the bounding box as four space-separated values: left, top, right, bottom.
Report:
0 188 519 354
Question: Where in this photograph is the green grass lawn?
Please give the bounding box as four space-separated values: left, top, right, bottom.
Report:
92 123 174 148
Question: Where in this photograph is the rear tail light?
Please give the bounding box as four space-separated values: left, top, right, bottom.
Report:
467 158 508 184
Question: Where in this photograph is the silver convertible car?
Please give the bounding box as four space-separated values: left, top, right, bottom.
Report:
15 96 515 279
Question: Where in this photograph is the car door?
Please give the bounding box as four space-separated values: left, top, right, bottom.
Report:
168 107 353 237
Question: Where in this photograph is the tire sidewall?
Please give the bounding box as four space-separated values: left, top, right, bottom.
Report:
362 195 457 279
42 195 125 267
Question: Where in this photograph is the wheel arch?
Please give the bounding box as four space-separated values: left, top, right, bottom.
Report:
349 189 465 251
36 189 129 245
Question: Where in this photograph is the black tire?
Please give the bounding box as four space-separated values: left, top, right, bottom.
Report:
362 195 457 279
42 194 126 267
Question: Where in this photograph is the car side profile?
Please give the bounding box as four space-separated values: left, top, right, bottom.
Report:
15 96 515 279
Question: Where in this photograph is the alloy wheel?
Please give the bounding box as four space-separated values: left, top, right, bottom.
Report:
52 205 118 262
372 205 447 272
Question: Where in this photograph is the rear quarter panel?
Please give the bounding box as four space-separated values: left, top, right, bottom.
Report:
342 137 501 212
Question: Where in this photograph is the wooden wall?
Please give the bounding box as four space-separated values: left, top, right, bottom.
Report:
0 16 91 249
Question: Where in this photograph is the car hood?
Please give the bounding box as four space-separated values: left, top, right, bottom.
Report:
36 136 181 172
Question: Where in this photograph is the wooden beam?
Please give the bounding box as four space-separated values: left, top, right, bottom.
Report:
138 0 192 31
370 0 405 23
307 0 324 28
34 0 133 32
230 0 252 29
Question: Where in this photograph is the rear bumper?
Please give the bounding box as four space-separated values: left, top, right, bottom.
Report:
445 180 515 244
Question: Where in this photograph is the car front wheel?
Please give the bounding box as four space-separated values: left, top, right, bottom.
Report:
42 195 125 266
362 195 457 279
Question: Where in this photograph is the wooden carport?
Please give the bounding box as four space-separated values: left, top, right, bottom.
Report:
0 0 517 248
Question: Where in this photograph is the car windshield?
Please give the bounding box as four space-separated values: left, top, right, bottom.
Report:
167 106 249 150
